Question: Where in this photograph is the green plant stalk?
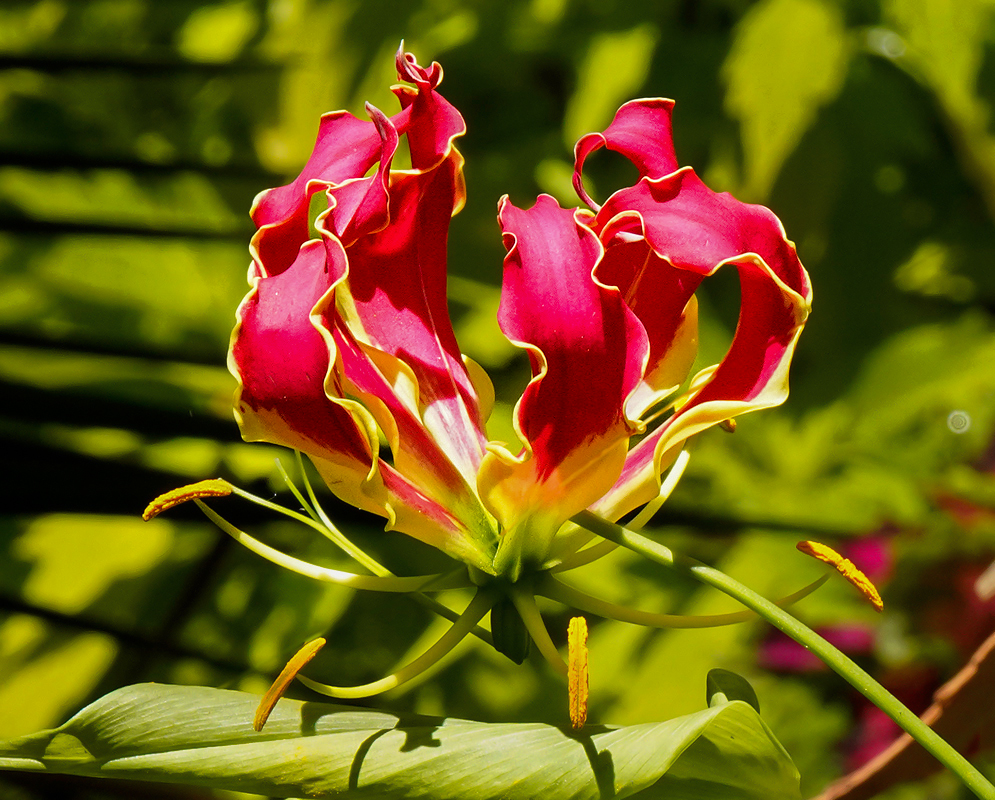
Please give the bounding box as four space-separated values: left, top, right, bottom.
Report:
575 511 995 800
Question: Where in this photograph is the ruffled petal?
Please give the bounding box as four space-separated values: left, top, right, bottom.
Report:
250 112 385 277
229 239 383 512
596 238 701 419
573 99 678 209
480 195 648 575
230 238 494 571
590 169 811 520
317 109 488 489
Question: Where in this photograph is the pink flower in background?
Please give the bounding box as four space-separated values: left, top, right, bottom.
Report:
229 47 812 580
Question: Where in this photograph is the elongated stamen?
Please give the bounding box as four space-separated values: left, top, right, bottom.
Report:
797 540 884 612
288 452 388 576
539 573 830 628
274 457 318 520
567 617 588 729
254 638 326 732
143 479 234 520
195 500 466 592
627 448 691 531
551 449 692 574
510 589 567 675
228 484 390 575
298 590 495 699
154 479 490 640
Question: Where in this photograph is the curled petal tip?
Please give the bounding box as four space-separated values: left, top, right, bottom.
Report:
143 479 233 521
395 45 443 88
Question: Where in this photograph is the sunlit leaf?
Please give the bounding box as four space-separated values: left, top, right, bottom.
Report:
723 0 849 199
0 683 800 799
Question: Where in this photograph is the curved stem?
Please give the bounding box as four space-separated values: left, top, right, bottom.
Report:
195 500 464 593
510 588 568 676
298 589 495 698
539 573 829 628
574 511 995 800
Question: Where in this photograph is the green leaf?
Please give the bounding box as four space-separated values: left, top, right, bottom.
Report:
0 683 800 799
707 669 761 714
723 0 849 200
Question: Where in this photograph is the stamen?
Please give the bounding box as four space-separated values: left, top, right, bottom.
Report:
274 457 318 520
540 573 830 627
195 500 466 592
551 450 691 573
254 638 326 732
797 540 884 612
627 448 692 531
297 590 495 699
568 616 588 729
143 479 233 520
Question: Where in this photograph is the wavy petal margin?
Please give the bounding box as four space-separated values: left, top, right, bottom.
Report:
573 99 678 209
230 51 496 569
591 168 811 520
480 195 648 575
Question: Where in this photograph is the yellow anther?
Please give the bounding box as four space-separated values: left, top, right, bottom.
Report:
797 541 884 612
254 638 326 732
142 479 234 520
568 616 589 729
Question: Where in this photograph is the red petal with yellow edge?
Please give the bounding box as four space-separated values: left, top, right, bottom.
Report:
232 239 372 471
590 170 810 520
318 142 488 489
249 48 464 277
573 99 678 209
481 195 647 574
596 238 702 419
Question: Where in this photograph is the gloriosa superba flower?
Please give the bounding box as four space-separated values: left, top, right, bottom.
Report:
147 46 825 716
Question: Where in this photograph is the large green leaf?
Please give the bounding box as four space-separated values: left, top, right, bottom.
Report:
0 682 799 799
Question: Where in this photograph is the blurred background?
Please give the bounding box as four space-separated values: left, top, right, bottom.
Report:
1 0 995 798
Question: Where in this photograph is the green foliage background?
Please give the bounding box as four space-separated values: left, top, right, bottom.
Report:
1 0 995 797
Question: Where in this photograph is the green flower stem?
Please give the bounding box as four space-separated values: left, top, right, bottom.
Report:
574 511 995 800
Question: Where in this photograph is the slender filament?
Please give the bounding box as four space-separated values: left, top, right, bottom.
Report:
510 589 568 675
195 500 464 592
540 573 830 628
298 589 495 698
